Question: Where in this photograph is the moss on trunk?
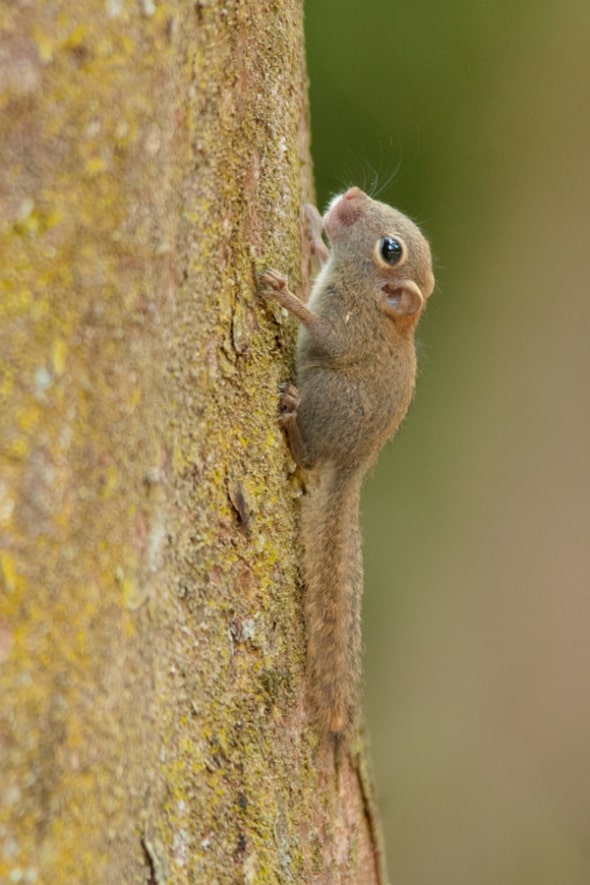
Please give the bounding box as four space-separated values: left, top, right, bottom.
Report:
0 1 386 881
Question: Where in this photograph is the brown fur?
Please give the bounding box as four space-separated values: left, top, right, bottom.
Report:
260 187 434 739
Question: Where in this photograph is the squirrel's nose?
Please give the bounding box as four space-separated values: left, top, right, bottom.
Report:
343 186 363 200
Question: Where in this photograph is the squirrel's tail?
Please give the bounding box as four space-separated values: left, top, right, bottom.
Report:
301 464 364 738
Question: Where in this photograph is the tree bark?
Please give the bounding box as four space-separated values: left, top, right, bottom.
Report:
0 1 387 882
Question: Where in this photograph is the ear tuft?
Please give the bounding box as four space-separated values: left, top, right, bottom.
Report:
381 281 424 318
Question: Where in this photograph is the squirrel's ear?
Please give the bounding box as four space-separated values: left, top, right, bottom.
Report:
381 281 424 318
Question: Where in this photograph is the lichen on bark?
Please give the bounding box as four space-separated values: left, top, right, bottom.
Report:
0 1 386 882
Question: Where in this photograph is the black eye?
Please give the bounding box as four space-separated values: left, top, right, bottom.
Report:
379 236 404 265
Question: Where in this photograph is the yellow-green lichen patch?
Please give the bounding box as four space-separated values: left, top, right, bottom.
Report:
0 551 20 594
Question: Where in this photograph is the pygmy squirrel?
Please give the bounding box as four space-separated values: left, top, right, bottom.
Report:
260 186 435 738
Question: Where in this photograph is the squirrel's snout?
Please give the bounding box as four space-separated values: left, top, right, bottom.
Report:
343 186 363 201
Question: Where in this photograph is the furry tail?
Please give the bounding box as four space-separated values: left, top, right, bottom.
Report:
301 464 364 737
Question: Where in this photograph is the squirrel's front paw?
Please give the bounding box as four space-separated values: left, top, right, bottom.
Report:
258 269 288 294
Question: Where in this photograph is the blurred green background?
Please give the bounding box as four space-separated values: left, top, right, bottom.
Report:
305 2 590 882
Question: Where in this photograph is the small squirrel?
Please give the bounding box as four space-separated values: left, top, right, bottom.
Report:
260 186 435 738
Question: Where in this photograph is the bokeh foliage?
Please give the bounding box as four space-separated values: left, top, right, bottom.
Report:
306 2 590 882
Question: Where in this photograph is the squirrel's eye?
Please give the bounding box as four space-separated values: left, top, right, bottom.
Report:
378 236 404 266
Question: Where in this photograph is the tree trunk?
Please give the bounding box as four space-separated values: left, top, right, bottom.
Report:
0 1 387 882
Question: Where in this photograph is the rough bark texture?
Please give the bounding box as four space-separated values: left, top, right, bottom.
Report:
0 1 386 882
